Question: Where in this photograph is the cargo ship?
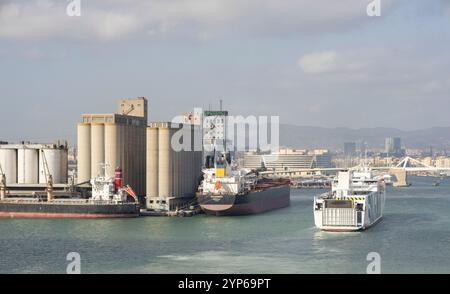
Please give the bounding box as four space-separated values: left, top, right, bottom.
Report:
197 153 290 216
0 166 140 219
313 166 386 232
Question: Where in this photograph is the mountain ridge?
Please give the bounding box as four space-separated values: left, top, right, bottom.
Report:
279 125 450 150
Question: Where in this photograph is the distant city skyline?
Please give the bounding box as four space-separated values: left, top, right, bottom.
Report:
1 0 450 143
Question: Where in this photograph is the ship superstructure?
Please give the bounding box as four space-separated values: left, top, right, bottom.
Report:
313 167 386 231
197 153 290 216
0 165 139 219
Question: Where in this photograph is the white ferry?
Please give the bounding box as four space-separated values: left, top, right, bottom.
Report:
313 167 386 232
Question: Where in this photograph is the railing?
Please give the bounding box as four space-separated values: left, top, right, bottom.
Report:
322 208 356 227
0 198 134 205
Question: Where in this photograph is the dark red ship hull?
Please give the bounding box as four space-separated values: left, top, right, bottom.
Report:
197 184 290 216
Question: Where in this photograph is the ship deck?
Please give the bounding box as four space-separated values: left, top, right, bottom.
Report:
0 198 134 205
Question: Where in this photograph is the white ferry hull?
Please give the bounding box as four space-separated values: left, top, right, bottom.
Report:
315 215 383 232
313 170 386 232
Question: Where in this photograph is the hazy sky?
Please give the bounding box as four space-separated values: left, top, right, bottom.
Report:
1 0 450 143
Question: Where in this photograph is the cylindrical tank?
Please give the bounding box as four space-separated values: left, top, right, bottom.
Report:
0 148 17 184
91 123 105 177
173 145 180 198
137 125 144 197
124 125 130 186
158 128 173 198
129 125 136 190
77 123 91 183
105 123 119 178
118 124 126 184
141 125 146 197
17 148 39 184
39 148 63 184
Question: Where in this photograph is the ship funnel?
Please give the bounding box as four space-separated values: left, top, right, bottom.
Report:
114 167 123 192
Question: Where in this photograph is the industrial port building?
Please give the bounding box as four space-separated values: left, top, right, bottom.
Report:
243 148 333 171
146 122 203 211
77 97 147 198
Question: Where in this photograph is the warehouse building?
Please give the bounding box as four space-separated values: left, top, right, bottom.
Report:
146 122 203 211
77 97 147 198
243 148 333 171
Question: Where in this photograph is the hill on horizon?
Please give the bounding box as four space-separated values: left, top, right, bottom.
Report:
279 125 450 151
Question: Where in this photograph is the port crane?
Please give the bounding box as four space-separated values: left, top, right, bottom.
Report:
40 150 54 202
0 162 7 200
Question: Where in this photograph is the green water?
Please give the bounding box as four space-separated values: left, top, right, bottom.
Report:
1 176 450 274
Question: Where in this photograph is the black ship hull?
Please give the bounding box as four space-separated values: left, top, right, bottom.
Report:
0 201 140 219
197 185 290 216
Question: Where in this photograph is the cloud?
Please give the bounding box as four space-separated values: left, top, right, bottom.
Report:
0 0 400 41
298 50 369 75
298 51 338 74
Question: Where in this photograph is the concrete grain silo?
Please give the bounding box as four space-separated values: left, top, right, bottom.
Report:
77 123 91 183
146 122 203 211
158 126 173 199
137 125 146 193
90 123 105 178
76 97 148 199
122 124 131 185
0 148 17 184
105 123 119 177
146 127 159 199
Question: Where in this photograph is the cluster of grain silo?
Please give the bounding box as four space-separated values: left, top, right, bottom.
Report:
0 144 68 185
76 97 148 197
146 122 203 211
75 97 207 210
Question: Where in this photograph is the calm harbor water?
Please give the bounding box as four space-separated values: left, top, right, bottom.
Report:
1 176 450 274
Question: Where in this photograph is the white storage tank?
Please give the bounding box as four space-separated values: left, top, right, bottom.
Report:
0 148 17 184
39 148 66 184
18 148 39 184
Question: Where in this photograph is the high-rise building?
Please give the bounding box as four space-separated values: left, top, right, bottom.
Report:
203 110 229 162
76 97 147 198
359 141 367 157
344 142 357 157
385 137 404 157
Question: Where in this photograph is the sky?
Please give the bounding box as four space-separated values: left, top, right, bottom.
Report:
0 0 450 143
